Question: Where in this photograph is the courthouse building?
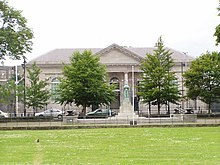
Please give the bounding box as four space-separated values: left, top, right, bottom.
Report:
27 43 207 114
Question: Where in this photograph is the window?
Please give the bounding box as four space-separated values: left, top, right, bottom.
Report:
110 77 120 91
51 78 60 100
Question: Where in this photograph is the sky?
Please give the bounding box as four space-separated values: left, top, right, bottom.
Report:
3 0 220 66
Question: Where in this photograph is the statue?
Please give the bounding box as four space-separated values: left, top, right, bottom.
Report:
123 84 130 99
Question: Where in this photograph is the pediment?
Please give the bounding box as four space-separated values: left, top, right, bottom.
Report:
96 44 141 65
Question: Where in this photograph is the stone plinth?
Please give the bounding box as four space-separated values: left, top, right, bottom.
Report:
170 114 197 122
63 116 77 124
116 99 139 119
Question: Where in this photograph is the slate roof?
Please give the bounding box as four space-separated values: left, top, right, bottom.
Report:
128 47 193 62
29 48 102 64
29 44 194 64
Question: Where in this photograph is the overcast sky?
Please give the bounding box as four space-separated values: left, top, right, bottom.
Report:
4 0 220 66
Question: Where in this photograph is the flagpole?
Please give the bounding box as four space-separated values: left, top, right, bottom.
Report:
132 66 135 125
15 65 18 116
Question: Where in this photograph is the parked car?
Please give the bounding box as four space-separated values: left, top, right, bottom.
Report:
86 109 116 117
0 110 9 118
35 109 63 118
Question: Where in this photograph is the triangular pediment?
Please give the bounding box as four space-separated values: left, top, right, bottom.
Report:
95 44 142 65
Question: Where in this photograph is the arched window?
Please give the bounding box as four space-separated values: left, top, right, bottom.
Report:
51 78 60 100
110 77 120 91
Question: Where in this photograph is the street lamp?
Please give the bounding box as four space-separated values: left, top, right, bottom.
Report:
181 62 185 110
21 56 27 116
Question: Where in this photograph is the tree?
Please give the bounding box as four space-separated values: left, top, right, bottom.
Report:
214 25 220 46
214 5 220 45
0 73 23 113
25 63 50 113
0 0 33 61
183 51 220 114
0 79 15 111
55 50 115 115
138 37 180 114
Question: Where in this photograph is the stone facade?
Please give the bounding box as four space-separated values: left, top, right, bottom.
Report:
0 66 14 85
26 43 207 114
0 66 15 112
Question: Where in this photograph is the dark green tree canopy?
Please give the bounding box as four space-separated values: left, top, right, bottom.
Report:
183 51 220 113
0 0 33 60
138 37 180 114
56 50 115 114
25 63 50 112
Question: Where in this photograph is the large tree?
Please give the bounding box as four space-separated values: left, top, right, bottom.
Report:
0 0 33 61
183 51 220 114
138 37 180 114
25 63 50 113
55 50 115 115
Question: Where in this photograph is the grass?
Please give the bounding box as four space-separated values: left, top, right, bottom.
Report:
0 127 219 164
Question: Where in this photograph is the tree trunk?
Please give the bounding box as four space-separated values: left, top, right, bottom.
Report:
167 102 170 114
157 101 160 115
82 104 86 115
208 103 211 114
148 102 151 116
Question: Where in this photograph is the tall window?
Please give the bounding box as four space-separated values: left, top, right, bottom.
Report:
51 78 60 100
110 77 120 91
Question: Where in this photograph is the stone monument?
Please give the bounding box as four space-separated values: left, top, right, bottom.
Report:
117 78 138 119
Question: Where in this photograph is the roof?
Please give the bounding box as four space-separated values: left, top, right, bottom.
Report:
29 44 194 65
29 48 101 64
128 47 194 62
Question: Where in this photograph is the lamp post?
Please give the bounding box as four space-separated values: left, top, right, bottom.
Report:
15 65 18 117
132 66 135 125
181 62 185 110
22 56 27 116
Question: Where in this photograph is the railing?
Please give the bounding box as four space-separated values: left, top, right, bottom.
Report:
0 115 219 129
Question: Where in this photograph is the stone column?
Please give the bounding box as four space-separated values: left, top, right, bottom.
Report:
124 72 128 85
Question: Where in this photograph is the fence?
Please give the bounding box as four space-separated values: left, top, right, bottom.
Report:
0 116 220 129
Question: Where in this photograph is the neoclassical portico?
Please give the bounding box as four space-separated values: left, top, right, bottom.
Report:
27 43 207 114
108 68 140 111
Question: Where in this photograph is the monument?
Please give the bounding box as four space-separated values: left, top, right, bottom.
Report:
116 74 138 119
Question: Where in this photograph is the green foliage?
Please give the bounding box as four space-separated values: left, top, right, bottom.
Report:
55 50 115 114
214 6 220 46
0 0 33 60
25 63 50 112
138 37 180 114
0 127 219 164
0 79 15 105
214 24 220 46
0 74 23 111
183 51 220 113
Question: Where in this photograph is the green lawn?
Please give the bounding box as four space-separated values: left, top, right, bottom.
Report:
0 127 219 164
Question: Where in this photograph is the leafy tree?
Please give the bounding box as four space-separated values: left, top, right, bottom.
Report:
138 37 180 114
214 5 220 45
0 73 23 113
183 51 220 114
214 25 220 46
0 0 33 60
0 79 15 111
55 50 115 115
25 63 50 113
